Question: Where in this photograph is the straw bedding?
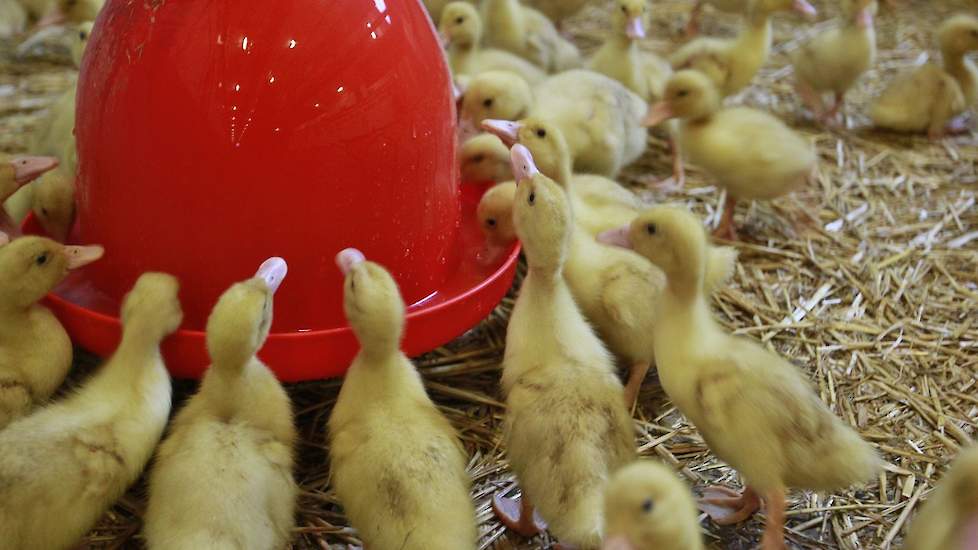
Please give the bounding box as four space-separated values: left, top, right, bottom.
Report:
1 0 975 548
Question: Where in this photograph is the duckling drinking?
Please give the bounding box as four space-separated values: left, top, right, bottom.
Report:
903 446 978 550
329 249 478 550
144 258 296 550
0 272 181 550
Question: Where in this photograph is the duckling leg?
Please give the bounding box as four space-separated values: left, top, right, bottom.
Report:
794 79 824 122
492 492 547 537
684 1 704 37
623 362 651 409
760 487 787 550
823 92 846 128
698 485 761 525
711 195 738 241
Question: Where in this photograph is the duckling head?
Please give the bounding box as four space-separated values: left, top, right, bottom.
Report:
511 145 572 273
32 171 75 243
0 155 59 202
939 15 978 56
460 71 533 129
460 133 512 183
477 181 517 247
206 258 287 369
337 249 405 360
482 117 572 186
598 206 708 284
0 236 103 309
119 272 183 342
70 21 94 68
602 461 698 550
749 0 816 18
439 2 481 49
643 70 720 126
612 0 650 40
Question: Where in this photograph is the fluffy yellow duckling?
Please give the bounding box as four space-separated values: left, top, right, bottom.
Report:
602 461 704 550
0 272 181 550
31 170 75 242
685 0 748 36
589 0 671 102
1 154 59 233
645 70 816 240
478 181 518 248
0 235 102 429
792 0 877 125
480 0 582 73
903 446 978 550
440 2 547 86
329 249 477 550
461 133 512 183
870 14 978 139
670 0 817 98
599 206 881 550
144 259 296 550
495 145 635 547
459 70 534 133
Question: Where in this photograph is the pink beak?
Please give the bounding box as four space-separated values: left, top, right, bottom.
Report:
11 156 59 184
856 7 873 28
438 31 451 49
256 257 288 294
0 230 9 247
793 0 817 18
64 245 104 270
481 119 521 146
510 144 539 184
625 17 646 39
642 101 675 127
602 535 637 550
336 247 366 275
597 226 633 249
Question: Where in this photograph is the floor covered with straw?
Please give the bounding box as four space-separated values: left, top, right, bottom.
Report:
1 0 976 548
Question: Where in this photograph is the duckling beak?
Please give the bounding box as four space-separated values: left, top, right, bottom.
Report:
597 226 633 249
336 248 366 276
35 7 67 29
510 144 539 184
792 0 817 18
625 17 646 39
256 257 288 294
64 244 104 270
642 101 675 127
855 7 873 28
482 119 521 146
11 156 59 184
0 231 8 247
602 535 637 550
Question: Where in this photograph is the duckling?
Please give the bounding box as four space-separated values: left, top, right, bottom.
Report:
602 461 704 550
792 0 877 126
670 0 817 98
461 133 513 183
870 14 978 139
459 70 534 133
645 70 816 240
685 0 748 37
145 258 295 550
440 2 547 87
903 446 978 550
329 249 478 550
0 272 181 550
423 0 474 23
480 0 582 73
494 144 635 547
0 236 102 429
1 154 59 234
31 170 75 242
478 181 518 248
589 0 671 103
599 206 881 550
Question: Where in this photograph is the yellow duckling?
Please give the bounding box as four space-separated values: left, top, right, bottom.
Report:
329 249 478 550
0 235 103 429
1 154 59 233
459 70 533 134
670 0 817 98
792 0 877 126
589 0 671 103
480 0 582 73
440 2 547 86
461 133 512 183
31 170 75 242
602 461 704 550
423 0 473 22
495 145 635 547
903 446 978 550
645 70 816 240
870 14 978 139
0 272 181 550
478 181 518 248
599 206 881 550
144 258 296 550
685 0 748 37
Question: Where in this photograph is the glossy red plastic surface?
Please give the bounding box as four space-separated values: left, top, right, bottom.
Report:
46 0 520 380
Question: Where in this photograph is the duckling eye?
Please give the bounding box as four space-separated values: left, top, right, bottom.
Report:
536 128 546 138
676 90 689 98
455 16 464 24
36 253 49 266
621 5 627 12
641 498 654 513
79 31 87 40
473 154 485 162
486 218 497 227
646 223 657 235
41 208 49 216
527 192 536 205
483 98 494 108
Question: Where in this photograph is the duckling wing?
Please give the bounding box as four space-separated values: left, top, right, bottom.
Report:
870 64 964 132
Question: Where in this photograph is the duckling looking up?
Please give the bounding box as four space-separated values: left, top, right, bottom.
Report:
670 0 817 98
495 145 635 547
903 446 978 550
480 0 582 73
461 133 513 183
0 236 103 430
792 0 877 126
329 249 477 550
589 0 671 103
144 258 296 550
31 170 75 242
685 0 748 36
440 2 546 86
645 70 816 240
599 207 881 550
602 461 704 550
870 14 978 139
0 272 181 550
1 155 59 234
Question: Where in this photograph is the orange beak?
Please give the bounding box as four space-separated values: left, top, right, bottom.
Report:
642 101 675 127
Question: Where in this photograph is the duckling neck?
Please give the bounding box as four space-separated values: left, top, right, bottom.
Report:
449 42 475 73
943 50 978 105
739 11 773 58
484 0 525 48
